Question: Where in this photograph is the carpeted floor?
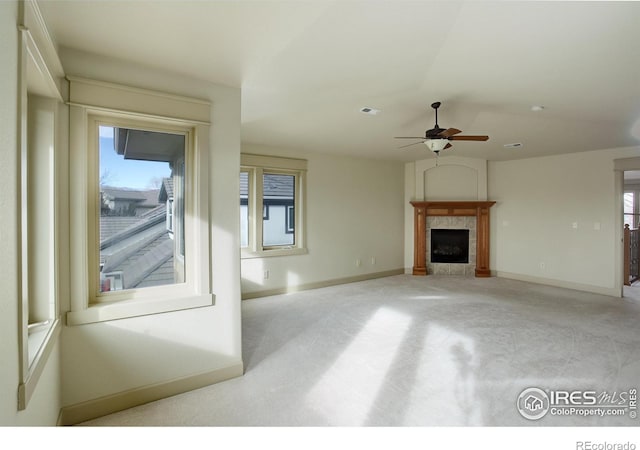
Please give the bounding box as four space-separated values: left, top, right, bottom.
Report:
79 275 640 426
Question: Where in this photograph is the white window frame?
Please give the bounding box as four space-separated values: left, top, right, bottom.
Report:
166 197 175 234
286 205 295 234
16 0 65 411
67 77 213 325
241 154 307 258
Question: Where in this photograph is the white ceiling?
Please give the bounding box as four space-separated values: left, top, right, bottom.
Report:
39 0 640 162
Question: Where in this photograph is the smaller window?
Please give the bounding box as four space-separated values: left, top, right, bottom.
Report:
240 154 307 258
263 173 295 247
240 171 249 248
624 191 638 228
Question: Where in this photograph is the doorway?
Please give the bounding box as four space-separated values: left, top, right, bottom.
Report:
623 171 640 292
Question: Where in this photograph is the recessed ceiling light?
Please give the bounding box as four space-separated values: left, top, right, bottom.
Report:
504 143 523 148
531 105 545 112
360 107 381 115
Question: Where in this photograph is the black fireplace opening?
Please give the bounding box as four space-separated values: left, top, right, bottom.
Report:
431 229 470 264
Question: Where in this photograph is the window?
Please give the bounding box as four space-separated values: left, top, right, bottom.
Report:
624 191 638 228
97 125 185 293
241 154 307 257
16 9 64 410
240 170 249 248
67 77 213 325
263 173 295 246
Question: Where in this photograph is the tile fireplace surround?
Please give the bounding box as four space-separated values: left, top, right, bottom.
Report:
410 201 496 277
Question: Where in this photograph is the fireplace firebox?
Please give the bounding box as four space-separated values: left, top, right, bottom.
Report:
431 229 469 263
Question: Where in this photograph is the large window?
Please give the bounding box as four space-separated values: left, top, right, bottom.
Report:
67 77 213 325
241 154 307 257
97 125 186 294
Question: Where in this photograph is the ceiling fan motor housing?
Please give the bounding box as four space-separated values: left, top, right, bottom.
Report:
394 101 489 150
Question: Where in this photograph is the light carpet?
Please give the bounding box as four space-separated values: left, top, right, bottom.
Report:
80 275 640 426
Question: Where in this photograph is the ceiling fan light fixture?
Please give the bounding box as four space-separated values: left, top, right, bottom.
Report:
424 139 449 152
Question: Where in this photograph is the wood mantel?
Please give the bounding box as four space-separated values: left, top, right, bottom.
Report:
410 201 496 277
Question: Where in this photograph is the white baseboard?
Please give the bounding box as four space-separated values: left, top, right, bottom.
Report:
242 269 405 300
496 271 621 297
58 361 244 426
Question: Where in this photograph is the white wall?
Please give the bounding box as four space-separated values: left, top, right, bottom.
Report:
0 0 62 426
488 146 640 295
58 49 242 411
241 144 405 296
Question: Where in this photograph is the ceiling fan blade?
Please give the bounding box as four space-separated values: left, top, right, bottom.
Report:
438 128 462 138
449 135 489 141
395 136 427 139
444 143 452 150
398 141 424 149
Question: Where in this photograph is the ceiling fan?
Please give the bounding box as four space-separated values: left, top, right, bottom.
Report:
395 101 489 154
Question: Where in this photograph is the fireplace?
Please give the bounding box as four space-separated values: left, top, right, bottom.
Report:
431 229 469 264
410 201 496 277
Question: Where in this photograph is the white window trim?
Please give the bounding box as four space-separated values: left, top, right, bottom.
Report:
166 198 174 233
241 154 307 258
67 78 213 326
16 0 65 411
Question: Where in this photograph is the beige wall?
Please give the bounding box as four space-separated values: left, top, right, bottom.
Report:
0 0 62 426
405 147 640 295
241 144 405 296
488 147 640 295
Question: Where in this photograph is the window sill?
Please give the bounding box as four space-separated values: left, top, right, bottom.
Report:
19 318 61 410
241 247 308 259
66 293 215 326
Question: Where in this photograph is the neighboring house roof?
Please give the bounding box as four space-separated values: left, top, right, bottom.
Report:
159 177 174 202
102 186 147 201
239 173 294 199
139 189 161 207
100 204 167 250
100 203 175 290
100 216 144 242
102 186 161 207
240 173 248 198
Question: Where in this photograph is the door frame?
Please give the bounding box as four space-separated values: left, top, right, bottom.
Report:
614 157 640 297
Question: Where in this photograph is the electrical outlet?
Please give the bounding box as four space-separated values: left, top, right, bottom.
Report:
371 257 376 265
356 259 361 267
263 270 269 280
540 262 545 270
